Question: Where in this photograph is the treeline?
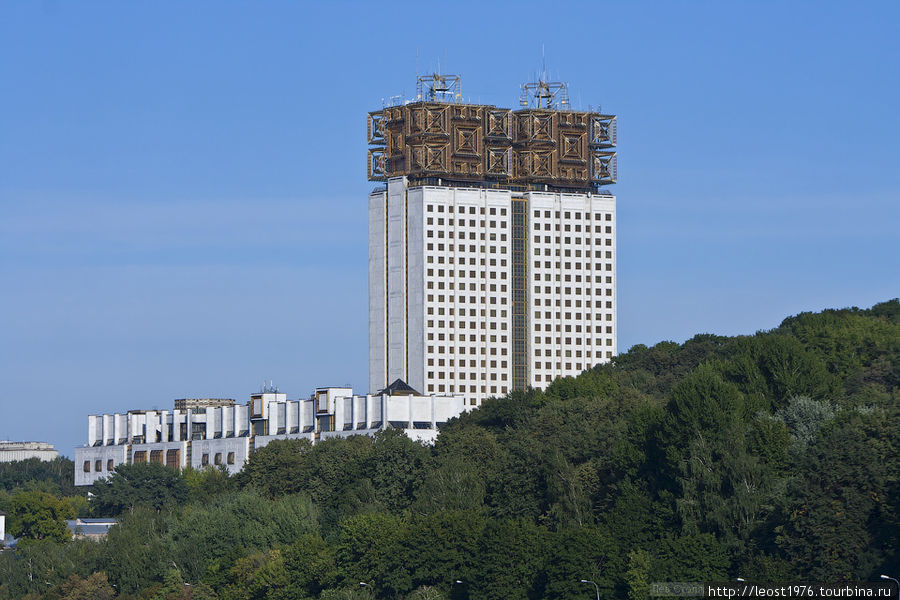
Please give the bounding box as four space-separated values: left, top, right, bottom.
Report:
0 299 897 600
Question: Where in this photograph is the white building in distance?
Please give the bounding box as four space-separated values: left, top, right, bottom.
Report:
0 441 59 463
368 74 617 407
74 381 463 486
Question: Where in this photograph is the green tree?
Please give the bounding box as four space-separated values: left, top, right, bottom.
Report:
234 438 312 497
466 519 547 600
90 462 188 515
775 408 896 579
0 457 80 496
403 510 485 593
406 585 447 600
412 457 486 514
337 512 411 597
169 490 318 583
368 428 429 512
283 533 340 599
625 549 652 600
183 465 234 504
652 533 731 582
774 395 835 447
8 489 75 542
56 572 116 600
103 506 172 594
542 527 607 600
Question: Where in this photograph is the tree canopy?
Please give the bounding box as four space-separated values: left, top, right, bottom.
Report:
0 299 897 599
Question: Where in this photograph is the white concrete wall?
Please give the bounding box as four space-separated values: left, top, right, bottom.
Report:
369 188 388 393
0 448 59 462
190 438 250 475
406 188 426 394
253 432 316 450
386 177 408 385
74 445 128 486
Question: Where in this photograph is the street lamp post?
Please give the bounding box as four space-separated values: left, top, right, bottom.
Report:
581 579 600 600
880 575 899 600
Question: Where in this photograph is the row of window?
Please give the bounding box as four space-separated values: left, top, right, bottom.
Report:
427 384 507 394
532 223 613 233
428 321 508 330
428 282 508 291
427 359 508 368
534 286 614 295
535 275 614 284
534 324 614 333
427 307 506 316
427 256 506 265
427 294 508 305
533 210 613 220
426 243 507 253
427 334 510 344
534 244 612 257
532 359 612 380
427 270 508 279
534 349 603 358
534 311 614 320
429 371 508 380
200 452 236 466
533 337 615 346
534 300 615 309
533 235 612 244
426 205 507 215
427 346 509 355
428 230 508 240
83 459 116 473
426 218 507 228
534 256 615 268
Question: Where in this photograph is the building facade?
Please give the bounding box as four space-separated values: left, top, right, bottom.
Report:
74 382 463 486
0 441 59 462
368 75 617 406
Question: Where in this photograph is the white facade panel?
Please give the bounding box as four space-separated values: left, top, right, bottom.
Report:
406 188 426 393
190 438 250 475
75 388 464 485
74 445 128 486
369 190 388 394
386 177 408 385
370 182 617 401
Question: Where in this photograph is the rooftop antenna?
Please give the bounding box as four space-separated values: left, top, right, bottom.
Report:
541 43 546 81
416 70 462 103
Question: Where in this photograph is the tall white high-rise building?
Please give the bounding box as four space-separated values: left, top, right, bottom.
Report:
368 75 617 406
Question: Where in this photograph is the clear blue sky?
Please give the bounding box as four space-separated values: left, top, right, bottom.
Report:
1 1 898 457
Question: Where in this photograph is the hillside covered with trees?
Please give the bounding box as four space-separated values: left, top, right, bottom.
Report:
0 299 897 600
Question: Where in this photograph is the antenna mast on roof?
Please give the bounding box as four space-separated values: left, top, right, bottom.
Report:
416 71 462 103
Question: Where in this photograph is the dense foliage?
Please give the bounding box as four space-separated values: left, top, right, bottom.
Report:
0 299 897 599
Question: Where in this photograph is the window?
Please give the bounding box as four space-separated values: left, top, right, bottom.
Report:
227 452 235 465
202 453 209 466
214 453 223 466
107 459 115 471
95 460 103 472
83 461 90 473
